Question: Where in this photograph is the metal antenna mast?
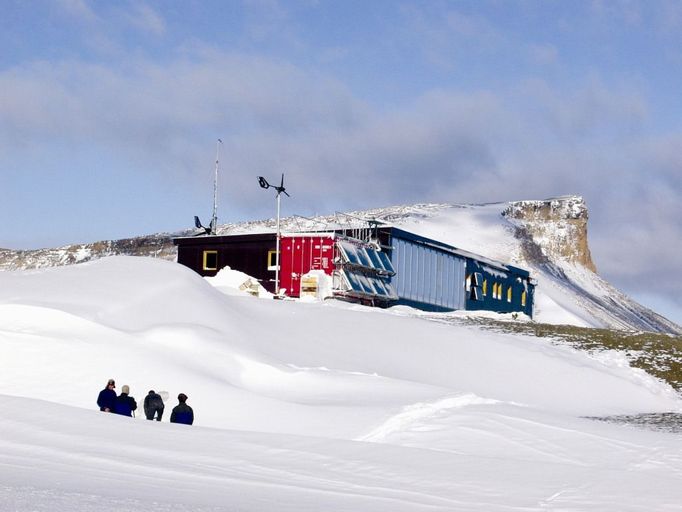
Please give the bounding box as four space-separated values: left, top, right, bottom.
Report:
257 174 290 295
211 139 223 235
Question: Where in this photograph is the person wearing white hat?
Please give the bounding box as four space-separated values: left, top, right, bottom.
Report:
114 384 138 417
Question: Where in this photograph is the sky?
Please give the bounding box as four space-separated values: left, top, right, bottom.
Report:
1 257 681 510
1 0 681 323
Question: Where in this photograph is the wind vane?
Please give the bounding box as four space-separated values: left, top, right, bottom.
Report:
258 174 289 197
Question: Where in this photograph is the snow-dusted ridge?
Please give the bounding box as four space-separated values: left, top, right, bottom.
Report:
1 196 679 333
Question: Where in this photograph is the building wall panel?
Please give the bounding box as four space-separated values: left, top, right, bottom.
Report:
389 236 466 310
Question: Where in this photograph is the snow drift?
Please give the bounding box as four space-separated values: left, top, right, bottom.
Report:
0 256 681 511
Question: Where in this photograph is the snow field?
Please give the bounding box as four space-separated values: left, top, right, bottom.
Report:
0 256 681 511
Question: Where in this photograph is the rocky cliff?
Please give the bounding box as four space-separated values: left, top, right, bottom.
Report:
502 196 596 272
501 196 681 335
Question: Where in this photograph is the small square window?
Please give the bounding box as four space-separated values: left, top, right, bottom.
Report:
203 250 218 271
267 250 280 271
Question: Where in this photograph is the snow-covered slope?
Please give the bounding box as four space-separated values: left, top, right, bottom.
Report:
0 256 680 511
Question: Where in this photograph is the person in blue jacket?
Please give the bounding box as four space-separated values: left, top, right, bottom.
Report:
114 385 138 417
170 393 194 425
97 379 117 412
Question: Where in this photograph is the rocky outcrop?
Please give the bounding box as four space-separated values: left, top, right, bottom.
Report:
502 196 597 272
501 196 681 334
0 235 177 271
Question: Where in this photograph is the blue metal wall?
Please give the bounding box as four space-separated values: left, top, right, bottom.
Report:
389 235 466 311
464 259 534 317
384 227 534 316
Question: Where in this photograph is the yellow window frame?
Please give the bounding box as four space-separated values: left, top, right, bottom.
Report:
267 250 280 271
202 250 218 271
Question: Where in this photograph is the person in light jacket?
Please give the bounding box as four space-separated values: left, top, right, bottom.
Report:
170 393 194 425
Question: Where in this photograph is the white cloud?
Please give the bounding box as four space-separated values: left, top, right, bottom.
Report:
56 0 99 24
126 3 166 36
527 43 559 65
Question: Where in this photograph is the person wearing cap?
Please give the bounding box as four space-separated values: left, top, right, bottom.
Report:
170 393 194 425
114 384 138 417
143 390 165 421
97 379 117 412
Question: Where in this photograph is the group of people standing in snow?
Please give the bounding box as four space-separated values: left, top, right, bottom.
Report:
97 378 194 425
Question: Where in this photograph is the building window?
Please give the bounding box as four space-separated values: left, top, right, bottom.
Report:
203 250 218 271
267 250 280 271
507 287 512 303
482 279 487 296
521 290 527 307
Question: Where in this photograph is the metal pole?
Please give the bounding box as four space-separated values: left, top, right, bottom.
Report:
275 191 281 295
212 139 222 235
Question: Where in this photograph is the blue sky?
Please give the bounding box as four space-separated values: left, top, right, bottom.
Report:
2 0 682 324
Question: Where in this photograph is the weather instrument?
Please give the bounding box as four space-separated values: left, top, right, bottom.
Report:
258 173 290 295
194 139 223 236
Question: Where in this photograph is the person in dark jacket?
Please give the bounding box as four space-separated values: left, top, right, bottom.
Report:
97 379 117 412
170 393 194 425
144 390 165 421
114 385 138 417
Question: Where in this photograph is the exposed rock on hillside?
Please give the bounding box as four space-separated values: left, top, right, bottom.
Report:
0 235 177 270
502 196 596 272
501 196 681 335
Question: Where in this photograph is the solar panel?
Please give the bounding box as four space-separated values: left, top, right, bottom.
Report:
356 273 376 294
344 270 363 292
338 240 396 277
376 251 395 274
355 247 373 268
366 248 386 272
338 270 395 300
338 241 362 266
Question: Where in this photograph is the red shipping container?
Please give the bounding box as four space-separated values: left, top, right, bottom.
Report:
279 235 335 297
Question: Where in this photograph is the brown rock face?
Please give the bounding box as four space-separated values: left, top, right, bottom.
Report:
502 196 597 273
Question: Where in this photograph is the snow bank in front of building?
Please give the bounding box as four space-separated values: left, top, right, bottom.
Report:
0 256 681 511
204 265 273 298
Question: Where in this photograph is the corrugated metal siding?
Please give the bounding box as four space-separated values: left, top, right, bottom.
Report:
390 237 466 310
